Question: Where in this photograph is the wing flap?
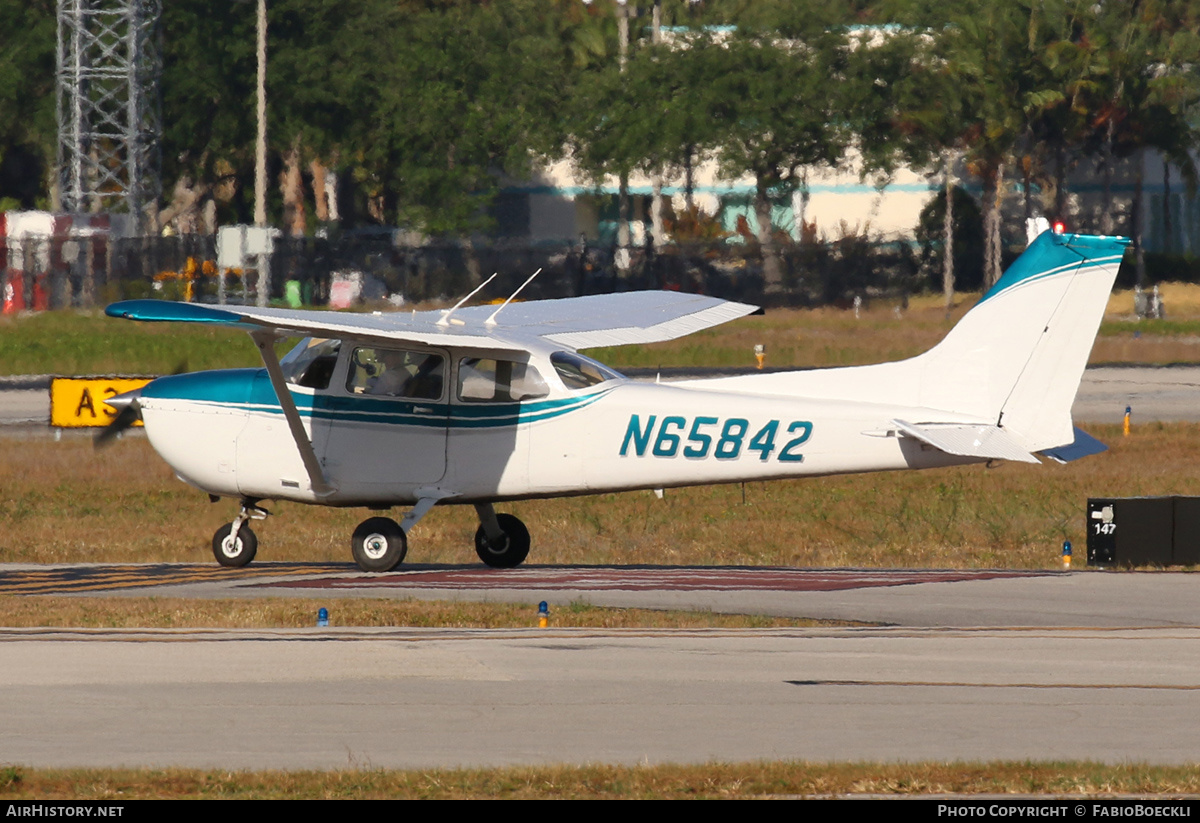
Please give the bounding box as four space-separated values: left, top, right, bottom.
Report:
532 297 757 349
892 419 1040 464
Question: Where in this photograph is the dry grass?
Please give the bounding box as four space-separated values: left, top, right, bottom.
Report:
6 289 1200 570
1110 281 1200 317
3 422 1197 570
0 596 821 630
1 761 1198 799
593 295 972 370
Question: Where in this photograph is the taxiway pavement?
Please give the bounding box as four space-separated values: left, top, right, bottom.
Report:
4 624 1199 769
13 563 1194 630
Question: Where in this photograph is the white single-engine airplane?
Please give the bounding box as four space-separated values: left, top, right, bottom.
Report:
101 230 1124 571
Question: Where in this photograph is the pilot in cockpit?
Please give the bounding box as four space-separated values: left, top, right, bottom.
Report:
367 349 443 400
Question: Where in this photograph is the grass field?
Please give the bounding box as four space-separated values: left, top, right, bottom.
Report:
3 761 1199 799
0 596 824 630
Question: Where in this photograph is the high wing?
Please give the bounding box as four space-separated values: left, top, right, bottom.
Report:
104 291 759 352
446 291 759 349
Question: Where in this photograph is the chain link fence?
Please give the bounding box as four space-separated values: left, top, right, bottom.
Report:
1 232 925 312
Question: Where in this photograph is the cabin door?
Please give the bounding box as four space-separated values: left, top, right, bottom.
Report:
319 345 449 497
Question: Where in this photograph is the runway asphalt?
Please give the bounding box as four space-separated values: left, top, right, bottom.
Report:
4 623 1199 769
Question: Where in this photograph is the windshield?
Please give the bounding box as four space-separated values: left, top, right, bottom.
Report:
550 351 624 390
279 338 341 389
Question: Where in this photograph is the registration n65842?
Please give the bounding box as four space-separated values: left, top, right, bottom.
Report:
620 414 813 462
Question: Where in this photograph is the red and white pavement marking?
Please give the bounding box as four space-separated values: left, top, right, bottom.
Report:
264 567 1051 593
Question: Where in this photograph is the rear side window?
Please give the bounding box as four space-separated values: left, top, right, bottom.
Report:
458 358 549 402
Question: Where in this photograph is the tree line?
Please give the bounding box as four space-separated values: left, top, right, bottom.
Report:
2 0 1199 295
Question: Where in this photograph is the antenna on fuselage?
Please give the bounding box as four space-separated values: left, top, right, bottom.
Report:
485 268 542 327
437 271 498 327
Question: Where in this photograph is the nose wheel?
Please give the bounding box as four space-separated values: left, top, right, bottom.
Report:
212 501 268 568
212 522 257 567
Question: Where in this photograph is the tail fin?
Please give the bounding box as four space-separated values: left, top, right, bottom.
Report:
911 231 1126 450
690 231 1127 453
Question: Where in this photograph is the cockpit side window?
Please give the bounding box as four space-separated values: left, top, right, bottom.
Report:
458 358 549 403
347 347 444 400
280 338 341 390
550 351 623 390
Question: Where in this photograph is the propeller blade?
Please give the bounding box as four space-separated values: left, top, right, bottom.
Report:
93 392 143 449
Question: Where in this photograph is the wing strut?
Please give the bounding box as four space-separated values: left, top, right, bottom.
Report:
251 330 336 497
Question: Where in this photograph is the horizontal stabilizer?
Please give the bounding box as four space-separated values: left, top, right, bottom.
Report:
1039 427 1108 464
892 420 1040 464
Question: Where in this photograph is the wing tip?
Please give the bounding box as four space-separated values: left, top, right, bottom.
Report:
105 300 243 324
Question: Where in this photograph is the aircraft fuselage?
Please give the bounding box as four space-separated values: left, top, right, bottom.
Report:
138 356 983 508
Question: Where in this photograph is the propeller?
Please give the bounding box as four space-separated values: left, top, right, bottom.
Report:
92 360 187 448
93 390 143 449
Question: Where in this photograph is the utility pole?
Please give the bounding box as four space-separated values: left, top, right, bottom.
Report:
56 0 162 232
650 1 665 251
254 0 270 307
615 0 631 279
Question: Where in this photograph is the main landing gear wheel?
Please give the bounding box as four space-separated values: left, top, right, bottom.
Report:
212 522 258 568
475 513 530 569
352 517 407 572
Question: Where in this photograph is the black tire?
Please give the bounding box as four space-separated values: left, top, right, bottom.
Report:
474 513 530 568
351 517 407 572
212 522 257 568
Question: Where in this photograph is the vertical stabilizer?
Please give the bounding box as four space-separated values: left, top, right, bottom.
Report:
903 233 1124 435
987 233 1127 449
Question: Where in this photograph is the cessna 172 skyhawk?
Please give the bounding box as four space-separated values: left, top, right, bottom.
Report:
102 230 1124 572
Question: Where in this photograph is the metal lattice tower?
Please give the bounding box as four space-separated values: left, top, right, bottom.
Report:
56 0 162 230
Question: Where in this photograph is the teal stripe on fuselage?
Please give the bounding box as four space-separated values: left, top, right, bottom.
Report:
143 368 612 429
